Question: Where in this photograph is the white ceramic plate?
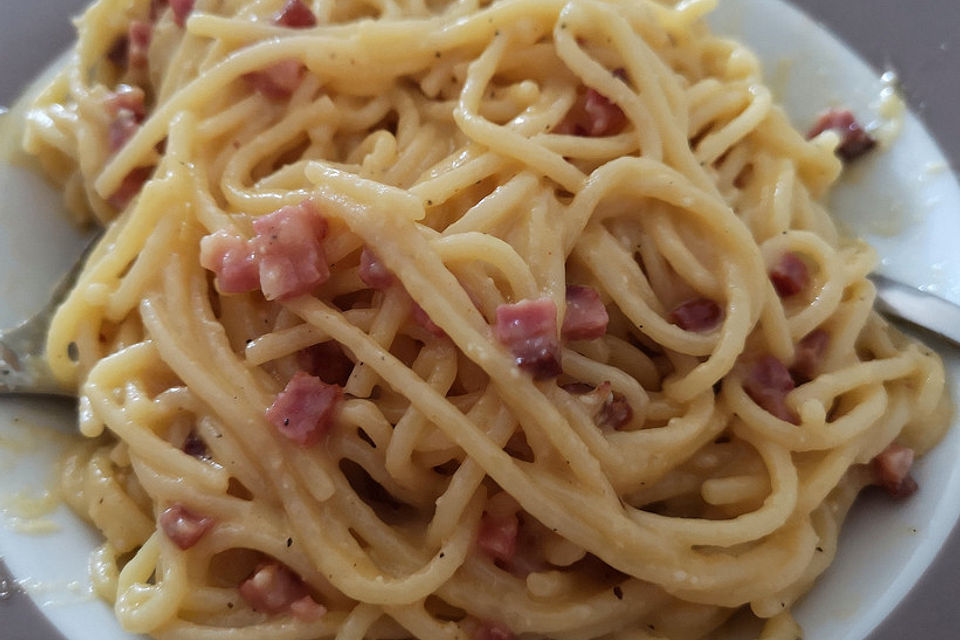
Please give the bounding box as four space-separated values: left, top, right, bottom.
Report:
2 1 959 638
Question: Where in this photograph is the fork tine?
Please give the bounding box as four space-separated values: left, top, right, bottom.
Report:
0 230 102 396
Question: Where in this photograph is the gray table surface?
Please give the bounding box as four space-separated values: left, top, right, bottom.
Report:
1 0 958 638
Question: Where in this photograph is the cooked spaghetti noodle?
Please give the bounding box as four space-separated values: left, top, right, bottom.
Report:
21 0 949 638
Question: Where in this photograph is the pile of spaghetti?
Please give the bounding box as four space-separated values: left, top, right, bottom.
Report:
22 0 950 638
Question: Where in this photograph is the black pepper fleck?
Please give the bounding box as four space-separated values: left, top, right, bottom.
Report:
613 586 623 600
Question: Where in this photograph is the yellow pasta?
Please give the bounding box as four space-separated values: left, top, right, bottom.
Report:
20 0 950 638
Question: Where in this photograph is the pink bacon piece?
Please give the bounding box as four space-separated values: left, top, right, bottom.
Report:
169 0 195 26
791 329 830 383
107 166 153 210
199 230 260 294
807 108 877 163
495 299 562 379
252 201 330 300
127 20 152 70
477 511 519 564
244 59 306 100
556 71 628 137
159 504 214 550
669 298 723 332
266 371 342 447
561 285 608 341
770 252 809 298
274 0 317 27
358 247 394 290
872 443 918 498
105 85 146 153
239 562 327 621
743 355 798 424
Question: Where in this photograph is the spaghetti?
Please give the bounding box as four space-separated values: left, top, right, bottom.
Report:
21 0 950 638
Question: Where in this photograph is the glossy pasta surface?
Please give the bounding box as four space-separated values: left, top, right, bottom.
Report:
22 0 950 638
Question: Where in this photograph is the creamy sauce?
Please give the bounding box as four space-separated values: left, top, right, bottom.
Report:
867 70 906 148
0 417 74 535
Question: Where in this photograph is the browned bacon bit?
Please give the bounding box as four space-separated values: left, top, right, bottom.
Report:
473 620 516 640
358 247 394 290
791 329 830 383
561 285 609 341
770 252 809 298
274 0 317 28
743 355 798 424
564 381 632 430
107 166 153 210
266 372 342 447
159 504 214 550
668 298 723 332
477 511 519 564
495 298 562 379
244 59 306 100
807 108 877 163
127 20 153 70
252 201 330 300
872 443 918 498
297 341 353 387
598 392 633 430
182 430 209 459
199 230 260 294
239 562 327 621
169 0 195 27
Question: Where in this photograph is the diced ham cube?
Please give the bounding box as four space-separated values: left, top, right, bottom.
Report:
807 108 877 163
274 0 317 28
127 20 152 70
770 252 809 298
159 503 214 550
200 230 261 294
411 302 445 337
477 511 519 564
108 109 140 152
358 247 394 290
244 59 306 100
251 201 330 300
297 341 354 387
743 355 798 424
669 298 723 332
791 329 829 383
555 70 628 137
872 443 918 498
169 0 195 26
107 166 153 209
239 562 326 621
473 621 515 640
561 285 608 341
288 595 327 622
494 299 561 379
266 371 342 447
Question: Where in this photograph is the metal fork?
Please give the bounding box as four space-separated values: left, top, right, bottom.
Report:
0 240 958 396
0 233 100 396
